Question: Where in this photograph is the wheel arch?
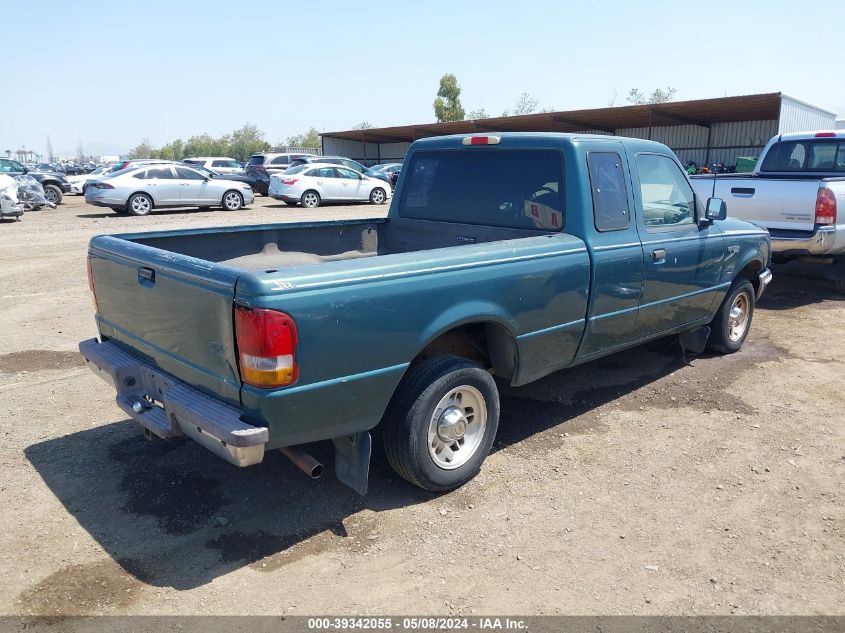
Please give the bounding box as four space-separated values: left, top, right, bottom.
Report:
736 256 765 296
127 190 156 207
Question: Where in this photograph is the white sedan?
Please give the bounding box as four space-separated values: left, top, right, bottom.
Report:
67 165 112 194
85 164 255 215
268 163 391 208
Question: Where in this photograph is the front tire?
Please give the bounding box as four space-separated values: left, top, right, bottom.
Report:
221 190 243 211
126 193 153 216
707 279 755 354
301 190 321 208
43 184 62 206
382 356 500 492
369 187 386 205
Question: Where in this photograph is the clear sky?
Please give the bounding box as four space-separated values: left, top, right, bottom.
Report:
3 0 843 158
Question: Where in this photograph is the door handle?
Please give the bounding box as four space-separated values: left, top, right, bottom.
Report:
652 249 667 263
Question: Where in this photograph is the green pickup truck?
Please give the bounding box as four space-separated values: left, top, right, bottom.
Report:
80 133 772 494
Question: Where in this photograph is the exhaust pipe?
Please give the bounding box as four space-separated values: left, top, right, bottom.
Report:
280 446 324 479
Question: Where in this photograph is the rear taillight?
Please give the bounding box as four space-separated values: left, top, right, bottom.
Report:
281 178 298 185
815 187 837 225
235 306 298 388
86 255 99 312
91 182 114 189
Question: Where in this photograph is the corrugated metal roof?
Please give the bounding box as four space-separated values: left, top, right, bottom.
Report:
325 93 788 143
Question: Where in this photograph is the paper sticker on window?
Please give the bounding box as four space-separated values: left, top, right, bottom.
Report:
523 200 562 230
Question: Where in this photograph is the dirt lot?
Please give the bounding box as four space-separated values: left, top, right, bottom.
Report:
0 195 842 616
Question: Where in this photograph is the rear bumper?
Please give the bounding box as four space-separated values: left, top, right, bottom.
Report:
769 225 843 256
79 338 267 466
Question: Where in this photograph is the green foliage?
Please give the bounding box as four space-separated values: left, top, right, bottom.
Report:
228 123 271 161
433 73 465 122
127 124 271 162
286 127 322 149
128 137 156 159
627 87 677 105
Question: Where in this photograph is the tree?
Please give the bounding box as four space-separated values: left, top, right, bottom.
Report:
286 127 321 149
228 123 270 161
46 136 55 162
468 108 490 120
129 137 156 159
433 73 465 122
512 92 539 115
627 87 677 105
353 121 374 130
184 133 228 158
76 142 85 163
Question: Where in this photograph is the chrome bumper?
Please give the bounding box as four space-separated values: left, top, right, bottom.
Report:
757 268 773 300
770 225 839 256
79 338 267 466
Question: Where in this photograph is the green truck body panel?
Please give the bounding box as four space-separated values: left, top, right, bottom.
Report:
84 133 771 450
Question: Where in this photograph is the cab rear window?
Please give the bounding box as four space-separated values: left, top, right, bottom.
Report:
760 140 845 172
398 149 565 231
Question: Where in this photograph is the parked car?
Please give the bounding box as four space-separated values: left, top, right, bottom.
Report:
245 152 316 195
182 157 244 175
365 162 402 185
289 155 367 173
689 130 845 290
107 159 174 174
268 163 391 207
79 132 770 496
0 158 71 205
85 164 254 215
188 164 261 193
67 165 113 194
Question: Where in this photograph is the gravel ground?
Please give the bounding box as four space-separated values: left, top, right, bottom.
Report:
0 196 842 616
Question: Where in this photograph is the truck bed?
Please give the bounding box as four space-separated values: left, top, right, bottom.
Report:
130 218 552 270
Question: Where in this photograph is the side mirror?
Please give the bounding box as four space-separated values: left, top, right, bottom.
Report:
704 197 727 222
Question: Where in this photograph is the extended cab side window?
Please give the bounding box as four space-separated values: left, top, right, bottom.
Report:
587 152 629 231
636 154 695 229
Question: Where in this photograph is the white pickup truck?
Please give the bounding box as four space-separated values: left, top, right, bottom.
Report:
690 131 845 289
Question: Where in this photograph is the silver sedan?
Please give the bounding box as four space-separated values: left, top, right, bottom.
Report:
85 164 255 215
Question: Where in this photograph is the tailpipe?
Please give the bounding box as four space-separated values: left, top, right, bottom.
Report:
280 446 324 479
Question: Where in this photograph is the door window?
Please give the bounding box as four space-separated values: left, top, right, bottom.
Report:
270 156 290 165
307 167 335 178
336 168 360 179
175 167 205 180
588 152 629 231
0 160 13 173
147 167 175 179
636 154 695 229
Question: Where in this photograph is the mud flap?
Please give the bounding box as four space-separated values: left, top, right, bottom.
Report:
679 326 710 355
332 432 371 495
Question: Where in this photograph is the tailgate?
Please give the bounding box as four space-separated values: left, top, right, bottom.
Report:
693 176 819 231
89 236 242 405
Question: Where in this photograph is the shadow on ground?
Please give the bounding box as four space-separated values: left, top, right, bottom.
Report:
24 338 690 591
757 267 843 311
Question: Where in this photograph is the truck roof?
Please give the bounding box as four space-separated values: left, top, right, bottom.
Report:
777 130 844 142
409 132 671 153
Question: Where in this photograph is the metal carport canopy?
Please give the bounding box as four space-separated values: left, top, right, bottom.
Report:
323 92 784 143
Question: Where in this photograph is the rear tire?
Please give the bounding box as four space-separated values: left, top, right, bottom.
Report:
43 184 62 206
382 356 499 492
126 192 153 216
369 187 386 205
221 190 243 211
301 190 321 208
707 279 755 354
